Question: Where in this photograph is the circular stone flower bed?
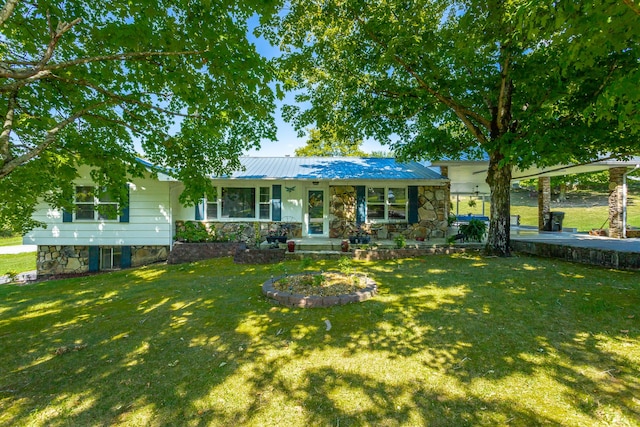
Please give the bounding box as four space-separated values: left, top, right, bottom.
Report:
262 271 378 308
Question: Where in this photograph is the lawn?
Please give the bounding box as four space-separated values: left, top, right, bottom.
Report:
0 252 36 276
455 190 640 232
0 235 22 247
1 255 638 426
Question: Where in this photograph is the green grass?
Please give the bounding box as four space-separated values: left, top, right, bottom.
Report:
454 192 640 232
0 236 22 247
0 252 37 276
511 205 640 232
1 256 638 426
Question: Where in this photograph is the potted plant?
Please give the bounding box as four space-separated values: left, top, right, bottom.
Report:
459 219 487 242
394 234 406 249
348 224 371 244
266 225 288 244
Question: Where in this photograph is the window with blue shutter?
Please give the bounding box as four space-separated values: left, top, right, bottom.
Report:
119 184 130 223
88 246 100 272
195 199 205 220
120 246 132 268
408 186 419 224
356 186 366 225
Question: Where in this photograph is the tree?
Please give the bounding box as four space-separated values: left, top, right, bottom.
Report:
263 0 638 256
0 0 277 233
294 126 366 156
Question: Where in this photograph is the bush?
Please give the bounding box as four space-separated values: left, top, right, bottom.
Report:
175 222 213 242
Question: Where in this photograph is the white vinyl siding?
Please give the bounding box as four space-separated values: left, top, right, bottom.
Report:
25 174 173 246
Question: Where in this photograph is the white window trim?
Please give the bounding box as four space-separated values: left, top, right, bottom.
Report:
366 186 408 223
100 247 121 270
74 185 119 222
207 185 272 221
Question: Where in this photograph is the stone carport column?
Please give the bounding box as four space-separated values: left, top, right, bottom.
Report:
608 167 627 239
537 176 551 231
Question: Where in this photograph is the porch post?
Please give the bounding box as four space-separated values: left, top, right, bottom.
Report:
538 176 550 231
440 167 451 217
608 167 627 239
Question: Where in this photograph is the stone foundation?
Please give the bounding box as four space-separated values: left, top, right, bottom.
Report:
131 246 169 267
37 245 169 276
38 245 90 276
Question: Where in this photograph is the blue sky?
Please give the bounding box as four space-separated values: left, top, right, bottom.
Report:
244 15 385 157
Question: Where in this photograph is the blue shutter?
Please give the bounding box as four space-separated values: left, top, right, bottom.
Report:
62 209 73 222
88 246 100 272
356 186 366 225
408 186 419 224
120 246 132 268
119 184 130 223
195 199 205 220
272 185 282 221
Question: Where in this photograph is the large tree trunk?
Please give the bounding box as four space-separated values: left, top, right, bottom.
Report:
486 151 512 256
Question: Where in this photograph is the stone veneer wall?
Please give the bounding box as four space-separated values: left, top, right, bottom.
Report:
37 245 169 276
176 221 303 247
329 186 357 238
328 185 449 239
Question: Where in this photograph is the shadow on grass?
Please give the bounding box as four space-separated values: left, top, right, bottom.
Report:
0 255 638 426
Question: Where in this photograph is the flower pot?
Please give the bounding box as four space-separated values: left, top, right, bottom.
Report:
341 240 349 252
287 240 295 252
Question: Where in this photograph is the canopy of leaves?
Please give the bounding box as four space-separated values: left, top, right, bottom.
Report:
0 0 278 232
264 0 637 167
294 127 366 157
262 0 638 255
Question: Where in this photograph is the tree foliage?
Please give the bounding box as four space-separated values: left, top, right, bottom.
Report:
0 0 277 232
263 0 639 255
294 126 366 157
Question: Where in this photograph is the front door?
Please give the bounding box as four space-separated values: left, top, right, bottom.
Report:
307 189 325 236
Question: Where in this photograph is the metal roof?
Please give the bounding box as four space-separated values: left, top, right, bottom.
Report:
226 157 445 180
135 156 446 181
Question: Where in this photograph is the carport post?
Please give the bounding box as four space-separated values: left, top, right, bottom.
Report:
608 167 627 239
537 177 550 231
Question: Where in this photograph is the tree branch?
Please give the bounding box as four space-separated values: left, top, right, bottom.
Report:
0 99 112 178
353 15 490 144
0 90 17 164
0 69 52 92
0 0 19 27
51 75 196 119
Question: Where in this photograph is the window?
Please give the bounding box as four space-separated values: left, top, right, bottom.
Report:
388 188 407 220
367 187 407 222
100 247 122 270
259 187 270 220
221 187 256 218
206 189 218 219
75 186 118 221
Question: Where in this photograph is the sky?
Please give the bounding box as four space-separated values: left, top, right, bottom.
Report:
244 15 386 157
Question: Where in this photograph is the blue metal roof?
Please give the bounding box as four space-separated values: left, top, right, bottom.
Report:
135 156 446 181
227 157 445 180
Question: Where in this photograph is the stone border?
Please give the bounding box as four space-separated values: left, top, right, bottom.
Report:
511 240 640 271
262 272 378 308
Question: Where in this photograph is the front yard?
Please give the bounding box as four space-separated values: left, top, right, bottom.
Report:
1 255 638 426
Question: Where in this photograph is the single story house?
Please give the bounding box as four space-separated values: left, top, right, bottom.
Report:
25 157 450 276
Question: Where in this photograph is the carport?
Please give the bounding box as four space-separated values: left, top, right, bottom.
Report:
434 156 640 238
